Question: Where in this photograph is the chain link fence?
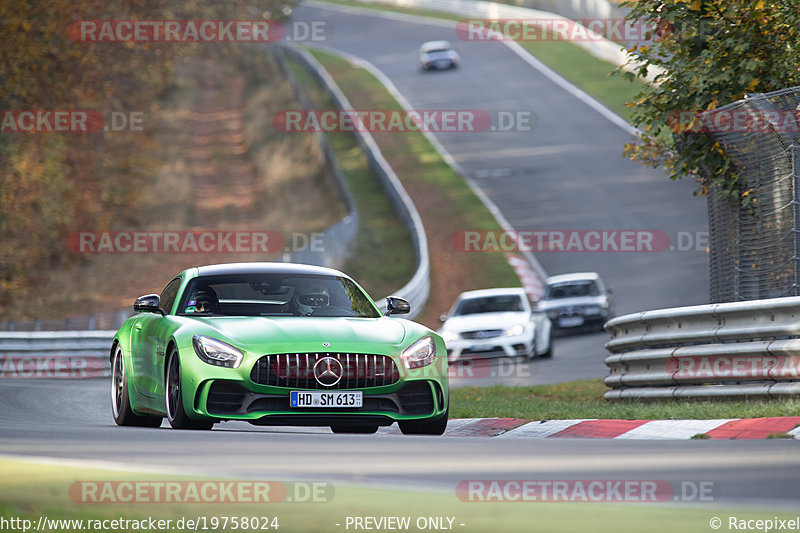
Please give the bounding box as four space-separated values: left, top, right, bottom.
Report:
704 86 800 302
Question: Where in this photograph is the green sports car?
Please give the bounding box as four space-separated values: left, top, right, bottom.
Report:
111 262 449 435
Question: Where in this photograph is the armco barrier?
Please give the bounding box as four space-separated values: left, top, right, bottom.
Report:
0 331 114 378
275 44 430 319
604 297 800 400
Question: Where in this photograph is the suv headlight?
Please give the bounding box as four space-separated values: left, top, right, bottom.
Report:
401 336 436 369
505 324 525 337
192 335 243 368
441 330 460 343
583 306 602 315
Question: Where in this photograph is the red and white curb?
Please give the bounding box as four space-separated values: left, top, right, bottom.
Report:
378 417 800 439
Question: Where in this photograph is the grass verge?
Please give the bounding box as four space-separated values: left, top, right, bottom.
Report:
313 0 648 121
450 379 800 419
300 47 521 327
0 458 791 533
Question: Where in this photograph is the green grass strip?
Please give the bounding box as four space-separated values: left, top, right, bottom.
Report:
450 379 800 419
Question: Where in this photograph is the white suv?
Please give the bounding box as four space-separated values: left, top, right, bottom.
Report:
439 288 552 362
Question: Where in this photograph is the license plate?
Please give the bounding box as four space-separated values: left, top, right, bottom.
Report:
558 316 585 328
290 391 363 408
470 344 495 352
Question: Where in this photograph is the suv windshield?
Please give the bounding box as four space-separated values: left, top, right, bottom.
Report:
545 281 599 299
453 294 523 315
178 274 380 318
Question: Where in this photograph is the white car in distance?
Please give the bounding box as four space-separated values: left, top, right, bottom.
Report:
439 288 552 363
419 40 460 71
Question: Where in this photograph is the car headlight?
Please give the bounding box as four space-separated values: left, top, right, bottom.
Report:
401 336 436 369
505 324 525 337
441 330 460 343
192 335 243 369
583 306 602 315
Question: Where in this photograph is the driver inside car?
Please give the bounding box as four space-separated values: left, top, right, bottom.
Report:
185 287 220 314
292 281 330 316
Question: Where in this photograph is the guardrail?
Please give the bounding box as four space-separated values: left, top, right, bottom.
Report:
0 331 114 378
275 44 430 319
604 297 800 400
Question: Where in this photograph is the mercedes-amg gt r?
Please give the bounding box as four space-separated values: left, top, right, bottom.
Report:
110 262 449 435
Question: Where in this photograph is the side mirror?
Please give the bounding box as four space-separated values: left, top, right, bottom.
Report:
385 296 410 316
134 294 165 315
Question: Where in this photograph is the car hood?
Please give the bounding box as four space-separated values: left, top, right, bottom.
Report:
441 312 528 333
537 296 607 310
185 316 410 352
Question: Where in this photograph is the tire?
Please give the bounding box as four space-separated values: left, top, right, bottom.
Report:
111 345 163 427
539 332 553 359
399 408 448 436
526 342 537 360
539 343 553 359
165 348 214 430
330 424 379 434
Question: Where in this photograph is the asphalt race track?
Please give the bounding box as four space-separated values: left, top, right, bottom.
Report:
289 2 710 385
1 379 799 508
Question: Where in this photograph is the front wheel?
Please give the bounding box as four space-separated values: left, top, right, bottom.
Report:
111 345 162 427
539 332 553 359
165 348 213 430
399 408 448 436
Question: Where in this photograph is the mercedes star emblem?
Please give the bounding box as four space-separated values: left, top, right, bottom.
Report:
313 356 343 387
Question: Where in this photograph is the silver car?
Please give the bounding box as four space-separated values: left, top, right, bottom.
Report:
419 40 460 71
536 272 613 331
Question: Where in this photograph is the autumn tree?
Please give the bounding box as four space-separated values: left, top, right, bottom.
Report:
620 0 800 201
0 0 291 309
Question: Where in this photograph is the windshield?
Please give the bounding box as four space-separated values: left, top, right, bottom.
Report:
545 281 600 299
178 273 380 318
453 294 524 316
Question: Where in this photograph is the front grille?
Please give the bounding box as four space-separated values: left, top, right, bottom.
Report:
460 329 503 340
250 353 400 389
